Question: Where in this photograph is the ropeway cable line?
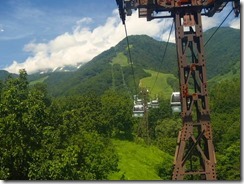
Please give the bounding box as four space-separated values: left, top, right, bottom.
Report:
204 8 234 47
151 20 174 93
123 22 138 95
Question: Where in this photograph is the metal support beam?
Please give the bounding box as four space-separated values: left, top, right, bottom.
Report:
137 88 150 143
172 10 217 180
115 0 238 180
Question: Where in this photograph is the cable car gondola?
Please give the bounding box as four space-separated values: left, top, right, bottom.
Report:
147 101 152 108
133 96 144 117
132 104 144 117
136 98 143 105
170 92 181 113
151 99 159 108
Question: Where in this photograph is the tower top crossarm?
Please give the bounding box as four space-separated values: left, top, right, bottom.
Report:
116 0 240 21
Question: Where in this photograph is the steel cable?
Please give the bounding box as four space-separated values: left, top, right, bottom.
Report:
123 23 138 95
204 8 234 47
151 20 174 92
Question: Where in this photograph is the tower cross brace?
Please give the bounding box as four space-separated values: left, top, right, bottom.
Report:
115 0 239 180
172 9 216 180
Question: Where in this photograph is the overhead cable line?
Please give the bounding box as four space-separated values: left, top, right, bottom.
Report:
204 8 234 47
115 0 138 95
151 20 174 92
123 23 138 95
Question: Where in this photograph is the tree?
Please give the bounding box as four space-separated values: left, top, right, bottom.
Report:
148 98 172 139
216 141 240 180
209 77 240 180
101 90 133 139
154 117 181 155
210 78 240 114
28 130 119 180
1 70 121 180
0 69 48 179
28 93 119 179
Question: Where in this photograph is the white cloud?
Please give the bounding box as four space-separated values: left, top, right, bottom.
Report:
202 2 240 31
4 10 169 74
4 7 240 74
229 18 240 29
202 16 220 31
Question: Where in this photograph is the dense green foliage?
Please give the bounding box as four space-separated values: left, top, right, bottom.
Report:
0 27 240 98
0 70 119 180
0 27 240 180
0 71 176 180
209 77 240 180
101 90 134 138
205 27 240 78
0 67 240 180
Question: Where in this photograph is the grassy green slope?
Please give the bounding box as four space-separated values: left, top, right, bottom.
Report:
112 52 129 67
139 69 177 99
26 27 239 97
109 139 173 180
29 76 49 85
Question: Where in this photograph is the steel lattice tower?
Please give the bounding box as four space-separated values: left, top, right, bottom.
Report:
116 0 240 180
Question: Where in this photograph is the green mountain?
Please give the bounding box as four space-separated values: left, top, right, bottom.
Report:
0 70 18 80
1 27 240 97
0 27 240 180
39 34 178 97
0 70 9 80
204 27 240 79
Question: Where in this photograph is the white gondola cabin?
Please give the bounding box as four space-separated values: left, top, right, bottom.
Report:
136 98 143 105
170 92 181 113
132 104 144 117
133 96 144 117
151 99 159 108
147 101 152 108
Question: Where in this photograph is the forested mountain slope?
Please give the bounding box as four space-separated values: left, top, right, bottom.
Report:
0 27 240 180
204 27 240 79
37 27 241 97
0 27 240 98
43 34 177 97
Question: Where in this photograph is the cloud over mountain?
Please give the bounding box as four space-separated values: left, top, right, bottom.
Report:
4 6 240 74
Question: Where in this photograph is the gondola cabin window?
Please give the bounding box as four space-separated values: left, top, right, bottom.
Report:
170 92 181 113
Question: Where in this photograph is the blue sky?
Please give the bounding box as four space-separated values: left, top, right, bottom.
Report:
0 0 240 74
0 0 117 69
